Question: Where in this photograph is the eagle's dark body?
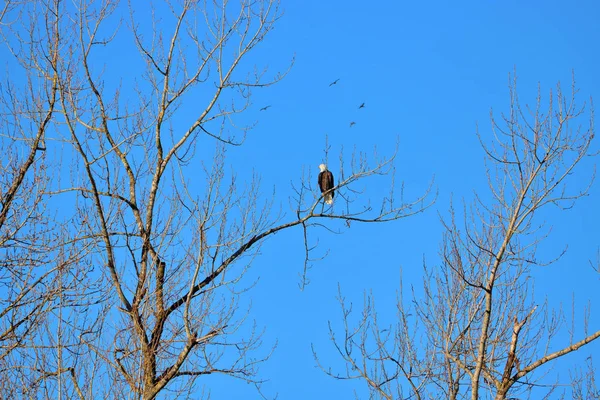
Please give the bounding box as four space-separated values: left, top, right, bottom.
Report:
318 165 335 204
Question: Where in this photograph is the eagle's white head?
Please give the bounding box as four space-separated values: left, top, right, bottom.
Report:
319 163 327 172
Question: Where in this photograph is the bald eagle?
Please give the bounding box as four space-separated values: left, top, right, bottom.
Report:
318 164 335 204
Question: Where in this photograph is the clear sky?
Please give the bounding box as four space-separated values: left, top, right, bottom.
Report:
4 0 599 398
207 0 600 398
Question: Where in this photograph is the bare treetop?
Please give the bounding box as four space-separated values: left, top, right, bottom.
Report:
318 75 599 400
0 1 434 398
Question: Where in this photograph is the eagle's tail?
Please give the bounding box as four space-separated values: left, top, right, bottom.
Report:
325 193 333 205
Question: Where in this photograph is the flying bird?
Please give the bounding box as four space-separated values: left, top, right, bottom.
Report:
259 105 271 111
329 79 340 87
349 121 356 127
318 164 335 205
358 102 365 109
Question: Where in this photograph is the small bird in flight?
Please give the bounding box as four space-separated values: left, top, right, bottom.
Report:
259 105 271 111
358 102 365 109
329 79 340 87
349 121 356 127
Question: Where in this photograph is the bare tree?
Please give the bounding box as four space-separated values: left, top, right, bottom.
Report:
0 1 98 397
319 75 599 399
0 0 435 398
570 356 599 400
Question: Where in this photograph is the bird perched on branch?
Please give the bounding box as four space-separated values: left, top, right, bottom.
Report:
318 164 335 205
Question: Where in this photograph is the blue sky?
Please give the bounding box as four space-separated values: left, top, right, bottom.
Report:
207 0 600 398
4 0 599 398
